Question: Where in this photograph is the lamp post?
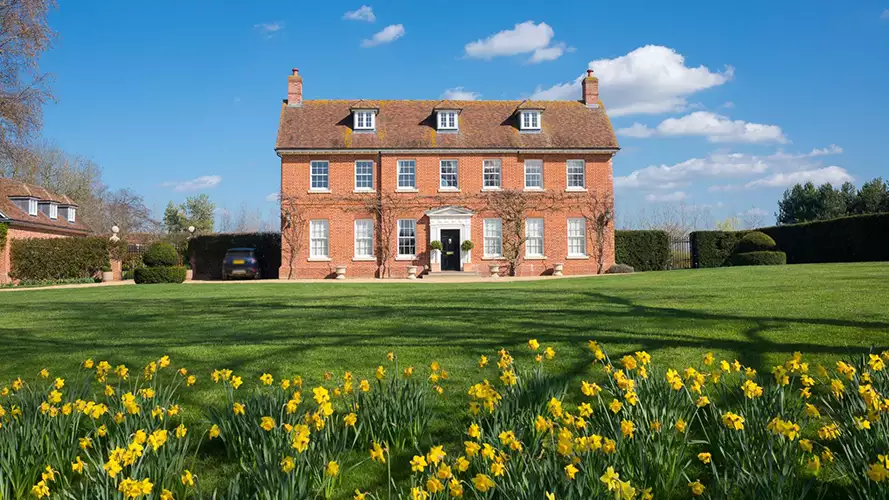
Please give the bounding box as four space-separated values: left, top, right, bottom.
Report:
185 226 196 281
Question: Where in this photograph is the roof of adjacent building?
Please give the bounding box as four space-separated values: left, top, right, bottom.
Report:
0 177 90 233
276 99 619 151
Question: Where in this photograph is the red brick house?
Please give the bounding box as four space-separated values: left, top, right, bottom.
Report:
0 178 90 283
275 69 619 279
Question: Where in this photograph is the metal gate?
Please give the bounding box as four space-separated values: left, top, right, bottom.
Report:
670 236 692 269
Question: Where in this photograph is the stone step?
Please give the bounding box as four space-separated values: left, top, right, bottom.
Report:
423 271 483 280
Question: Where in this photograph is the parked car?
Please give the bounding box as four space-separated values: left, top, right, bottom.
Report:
222 248 261 280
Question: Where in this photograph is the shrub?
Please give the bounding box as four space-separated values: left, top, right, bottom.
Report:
186 232 281 280
615 230 670 271
10 237 109 280
730 251 787 266
690 231 750 268
461 240 474 252
605 263 634 274
141 241 179 267
430 240 443 251
0 222 7 250
735 231 776 253
133 266 187 284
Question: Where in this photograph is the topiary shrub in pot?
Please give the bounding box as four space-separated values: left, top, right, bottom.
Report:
730 231 786 266
135 241 187 284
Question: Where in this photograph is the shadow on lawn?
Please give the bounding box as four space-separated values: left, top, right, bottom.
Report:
1 285 886 378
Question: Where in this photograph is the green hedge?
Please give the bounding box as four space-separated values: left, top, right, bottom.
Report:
10 237 109 281
186 232 281 280
142 241 179 267
614 230 670 271
735 231 776 253
134 266 187 284
691 213 889 267
0 222 7 250
730 251 787 266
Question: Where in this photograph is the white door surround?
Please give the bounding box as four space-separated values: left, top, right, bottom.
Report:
425 206 474 269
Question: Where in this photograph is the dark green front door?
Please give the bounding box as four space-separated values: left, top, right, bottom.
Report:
441 230 460 271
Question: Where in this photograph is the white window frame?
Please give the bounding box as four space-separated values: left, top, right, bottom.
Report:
309 220 329 259
29 199 37 216
354 219 375 259
525 218 544 258
66 206 76 223
524 160 543 190
566 160 586 190
354 160 374 191
567 218 587 257
520 111 541 130
49 203 58 220
397 219 416 258
397 160 416 190
483 219 502 258
437 111 458 130
440 159 459 190
482 159 501 190
353 110 376 131
310 160 329 191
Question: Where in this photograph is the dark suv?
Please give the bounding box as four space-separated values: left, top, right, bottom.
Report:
222 248 261 280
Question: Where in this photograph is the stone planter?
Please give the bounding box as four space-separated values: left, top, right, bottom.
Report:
185 269 193 281
101 271 114 282
406 266 418 279
489 264 500 278
335 266 347 280
553 263 564 277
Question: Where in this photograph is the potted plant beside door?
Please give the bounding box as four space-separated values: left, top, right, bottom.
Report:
461 240 475 272
430 240 443 272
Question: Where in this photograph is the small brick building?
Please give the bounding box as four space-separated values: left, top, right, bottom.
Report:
0 178 90 283
275 69 619 279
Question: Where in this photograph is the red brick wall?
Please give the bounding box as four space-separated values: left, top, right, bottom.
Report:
0 226 72 283
280 153 615 278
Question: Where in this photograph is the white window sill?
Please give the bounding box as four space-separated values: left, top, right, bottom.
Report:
354 128 376 132
438 128 458 132
566 255 589 260
352 256 376 262
523 187 544 192
525 256 547 260
308 189 331 194
353 189 375 193
395 255 416 261
565 187 587 192
481 187 502 191
520 128 542 132
307 257 332 262
396 188 418 193
481 256 503 261
438 188 461 193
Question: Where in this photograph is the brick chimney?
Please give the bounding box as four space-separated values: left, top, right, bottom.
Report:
582 69 599 107
287 68 303 106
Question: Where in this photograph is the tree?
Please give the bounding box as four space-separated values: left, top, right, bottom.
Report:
777 182 820 224
777 179 889 225
350 192 421 278
280 194 306 280
715 217 740 231
576 190 614 274
0 0 56 161
853 178 888 214
632 202 712 238
163 194 215 234
484 189 560 276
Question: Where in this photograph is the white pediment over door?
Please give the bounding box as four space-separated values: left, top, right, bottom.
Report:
425 206 474 218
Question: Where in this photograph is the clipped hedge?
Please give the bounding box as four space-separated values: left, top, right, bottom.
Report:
142 241 179 267
0 222 7 250
692 213 889 267
730 251 787 266
134 266 187 284
186 232 281 280
735 231 776 253
10 237 109 281
614 230 670 271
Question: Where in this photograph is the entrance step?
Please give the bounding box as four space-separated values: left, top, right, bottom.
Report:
423 271 482 281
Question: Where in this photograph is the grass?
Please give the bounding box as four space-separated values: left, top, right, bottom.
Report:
2 262 888 494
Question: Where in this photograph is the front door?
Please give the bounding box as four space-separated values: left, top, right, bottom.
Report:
440 229 460 271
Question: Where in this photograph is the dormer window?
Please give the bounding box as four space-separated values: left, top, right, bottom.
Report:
60 205 76 223
353 110 376 131
39 201 58 219
11 197 38 216
520 110 541 130
437 110 458 131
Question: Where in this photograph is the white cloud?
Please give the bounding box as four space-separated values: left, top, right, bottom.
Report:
617 111 787 144
741 166 853 189
254 22 284 35
361 24 405 47
722 101 735 109
742 207 769 217
343 5 375 22
162 175 222 192
464 21 569 63
881 8 889 20
530 45 733 116
441 87 480 100
616 152 769 190
767 144 842 161
645 191 687 202
265 192 280 202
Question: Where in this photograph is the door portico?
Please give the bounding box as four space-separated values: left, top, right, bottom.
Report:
425 206 474 271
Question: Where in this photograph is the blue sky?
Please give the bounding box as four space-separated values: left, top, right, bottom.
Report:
40 0 889 229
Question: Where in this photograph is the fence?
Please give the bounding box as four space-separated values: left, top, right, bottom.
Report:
670 236 692 269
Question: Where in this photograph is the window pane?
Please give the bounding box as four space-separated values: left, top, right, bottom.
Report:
567 160 585 188
568 218 586 256
484 219 502 256
310 220 329 258
398 219 416 256
311 161 329 189
398 160 416 188
355 219 374 257
525 160 543 188
440 160 458 188
355 161 374 189
483 160 501 188
525 218 544 256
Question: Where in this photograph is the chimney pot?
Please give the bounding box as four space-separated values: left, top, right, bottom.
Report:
292 68 299 75
586 69 594 77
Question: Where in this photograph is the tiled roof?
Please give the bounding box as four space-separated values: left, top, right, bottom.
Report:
0 177 90 233
276 99 619 151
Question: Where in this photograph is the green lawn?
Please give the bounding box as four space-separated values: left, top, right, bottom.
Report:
2 262 888 403
2 262 888 495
